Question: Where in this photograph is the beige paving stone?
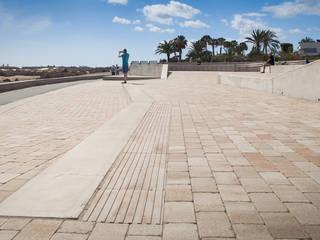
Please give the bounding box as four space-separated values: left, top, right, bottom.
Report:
304 193 320 209
225 202 263 224
0 218 31 230
290 177 320 192
197 212 234 238
165 185 193 202
0 217 7 226
0 174 20 184
285 202 320 225
125 236 161 240
250 193 287 212
218 185 249 202
214 172 239 185
259 172 290 185
191 178 217 193
261 212 307 239
51 233 87 240
233 224 273 240
233 167 260 178
271 185 309 202
293 162 320 172
308 171 320 184
88 223 128 240
167 162 188 172
58 220 94 234
304 225 320 240
167 172 190 185
167 154 187 162
163 224 199 240
193 193 224 212
187 157 208 166
164 202 195 223
128 224 162 236
226 157 251 166
239 178 272 193
208 161 233 172
0 230 18 240
189 167 212 178
14 219 61 240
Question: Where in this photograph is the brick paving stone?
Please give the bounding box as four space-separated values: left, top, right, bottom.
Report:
271 185 309 202
58 220 94 234
290 178 320 192
218 185 249 202
164 202 196 223
0 217 7 226
285 203 320 225
163 224 199 240
14 219 61 240
165 185 193 202
239 178 272 193
167 154 187 162
0 218 31 231
0 230 18 240
88 223 128 240
189 167 212 178
233 224 273 240
125 236 161 240
250 193 288 212
197 212 234 238
193 193 224 212
208 161 233 172
233 167 260 178
225 202 263 224
167 172 190 185
293 162 320 172
226 157 251 166
51 233 87 240
308 171 320 184
214 172 239 185
128 224 162 236
191 178 217 193
261 213 308 239
259 172 290 185
304 193 320 209
304 225 320 240
167 162 188 172
187 157 208 166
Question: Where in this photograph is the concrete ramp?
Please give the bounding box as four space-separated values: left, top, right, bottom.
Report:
218 60 320 101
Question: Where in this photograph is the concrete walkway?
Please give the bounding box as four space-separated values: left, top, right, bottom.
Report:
0 72 320 240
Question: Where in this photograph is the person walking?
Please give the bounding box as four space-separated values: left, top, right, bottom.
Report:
118 49 129 84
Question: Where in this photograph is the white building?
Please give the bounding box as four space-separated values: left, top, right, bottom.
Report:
298 41 320 56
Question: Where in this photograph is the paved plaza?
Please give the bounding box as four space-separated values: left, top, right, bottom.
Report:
0 72 320 239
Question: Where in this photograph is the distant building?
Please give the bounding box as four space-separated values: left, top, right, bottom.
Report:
298 40 320 56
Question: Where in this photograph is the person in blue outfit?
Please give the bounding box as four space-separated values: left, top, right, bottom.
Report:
118 49 129 84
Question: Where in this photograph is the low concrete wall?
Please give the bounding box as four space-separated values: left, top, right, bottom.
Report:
169 63 260 72
129 63 164 77
218 74 273 94
218 60 320 101
259 65 302 73
0 74 107 93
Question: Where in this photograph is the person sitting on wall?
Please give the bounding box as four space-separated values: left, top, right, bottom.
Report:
261 53 275 73
305 57 310 64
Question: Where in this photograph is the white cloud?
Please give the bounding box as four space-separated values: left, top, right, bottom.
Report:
179 20 210 28
133 19 141 24
112 16 131 24
134 26 143 31
141 1 200 25
146 23 175 33
231 14 285 40
107 0 128 5
289 28 306 34
262 0 320 18
221 18 229 26
243 12 267 17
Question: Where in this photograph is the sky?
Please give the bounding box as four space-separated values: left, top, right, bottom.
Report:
0 0 319 67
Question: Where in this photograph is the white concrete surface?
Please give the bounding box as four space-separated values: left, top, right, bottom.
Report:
0 85 152 218
161 64 168 79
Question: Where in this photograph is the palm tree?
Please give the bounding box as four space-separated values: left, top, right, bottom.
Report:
201 35 212 51
262 30 280 55
174 35 188 62
237 42 248 55
155 40 174 62
245 29 265 54
299 37 315 44
187 40 205 59
216 37 226 55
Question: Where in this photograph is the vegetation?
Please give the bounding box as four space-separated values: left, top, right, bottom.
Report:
156 30 320 63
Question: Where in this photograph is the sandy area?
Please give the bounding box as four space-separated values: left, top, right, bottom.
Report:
0 75 40 83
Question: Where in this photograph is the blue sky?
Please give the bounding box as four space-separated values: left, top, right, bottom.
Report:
0 0 319 66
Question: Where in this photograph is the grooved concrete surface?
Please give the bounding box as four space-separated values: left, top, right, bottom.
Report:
0 72 320 239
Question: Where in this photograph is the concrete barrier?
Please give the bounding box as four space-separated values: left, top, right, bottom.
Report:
259 65 302 73
0 74 108 93
169 63 260 72
129 63 167 78
218 60 320 101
